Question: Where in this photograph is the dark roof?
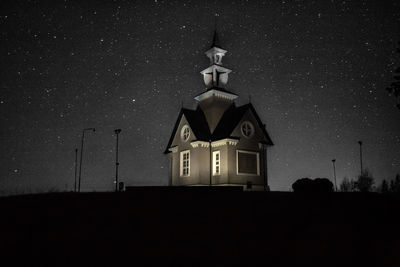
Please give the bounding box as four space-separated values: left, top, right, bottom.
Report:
164 107 210 154
212 103 273 145
165 103 273 153
211 104 248 140
183 107 210 140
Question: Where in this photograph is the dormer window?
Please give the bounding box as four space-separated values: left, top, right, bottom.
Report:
241 121 254 138
181 125 190 142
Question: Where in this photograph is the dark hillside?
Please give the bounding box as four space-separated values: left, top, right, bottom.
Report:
1 189 399 266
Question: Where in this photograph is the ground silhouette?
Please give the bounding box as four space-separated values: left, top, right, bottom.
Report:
0 188 399 266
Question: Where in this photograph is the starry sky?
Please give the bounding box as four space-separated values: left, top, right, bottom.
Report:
1 0 400 194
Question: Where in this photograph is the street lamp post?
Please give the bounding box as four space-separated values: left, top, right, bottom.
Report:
114 129 121 192
209 140 212 186
78 128 95 192
358 141 363 176
74 148 78 192
332 159 337 192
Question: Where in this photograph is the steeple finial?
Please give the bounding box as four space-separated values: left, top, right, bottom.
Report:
212 30 219 47
211 14 221 48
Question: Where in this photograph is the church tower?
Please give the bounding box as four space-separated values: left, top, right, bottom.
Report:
196 30 237 133
165 31 273 190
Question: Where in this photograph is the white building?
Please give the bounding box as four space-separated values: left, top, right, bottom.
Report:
164 31 273 190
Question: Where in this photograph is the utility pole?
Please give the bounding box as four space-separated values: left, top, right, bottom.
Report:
332 159 337 192
78 128 95 192
74 148 78 192
209 140 212 186
358 141 363 176
114 129 121 192
261 144 267 191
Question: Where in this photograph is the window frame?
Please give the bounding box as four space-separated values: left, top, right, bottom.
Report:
180 150 190 177
236 150 260 176
240 121 254 139
213 150 221 176
180 125 190 142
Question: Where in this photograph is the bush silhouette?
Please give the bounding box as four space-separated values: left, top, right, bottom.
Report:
292 178 314 193
314 178 334 192
292 178 333 193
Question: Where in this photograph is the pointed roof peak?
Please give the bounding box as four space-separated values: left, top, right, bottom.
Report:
211 29 221 48
211 13 222 48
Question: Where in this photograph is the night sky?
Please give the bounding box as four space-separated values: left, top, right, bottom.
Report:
1 0 400 195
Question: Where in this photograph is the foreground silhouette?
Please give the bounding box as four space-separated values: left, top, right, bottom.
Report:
0 189 399 266
292 177 334 193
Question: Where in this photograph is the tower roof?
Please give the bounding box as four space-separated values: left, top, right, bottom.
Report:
211 30 221 48
194 87 237 102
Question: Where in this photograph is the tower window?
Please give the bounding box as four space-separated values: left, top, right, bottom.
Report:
181 125 190 142
241 121 254 138
213 151 220 176
180 150 190 177
215 54 221 64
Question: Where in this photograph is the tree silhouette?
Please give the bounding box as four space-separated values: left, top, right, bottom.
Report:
380 179 389 193
339 177 358 192
390 180 395 192
389 174 400 193
355 170 374 192
387 42 400 109
340 177 352 192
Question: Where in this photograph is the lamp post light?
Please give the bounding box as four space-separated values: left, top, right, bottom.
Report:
358 141 363 176
332 159 337 192
114 129 121 192
78 128 95 192
74 148 78 192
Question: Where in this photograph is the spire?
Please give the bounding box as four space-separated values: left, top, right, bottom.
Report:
211 14 221 48
195 27 238 133
211 29 221 49
201 29 231 89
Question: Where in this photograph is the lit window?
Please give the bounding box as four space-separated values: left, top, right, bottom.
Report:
181 125 190 142
236 150 259 175
241 121 254 138
180 150 190 176
213 151 220 176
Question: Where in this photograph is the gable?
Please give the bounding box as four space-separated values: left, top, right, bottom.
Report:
247 104 273 145
211 103 273 145
165 104 272 154
170 115 197 148
164 107 211 154
231 109 267 143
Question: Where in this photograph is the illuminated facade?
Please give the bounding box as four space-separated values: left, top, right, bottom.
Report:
164 31 273 190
